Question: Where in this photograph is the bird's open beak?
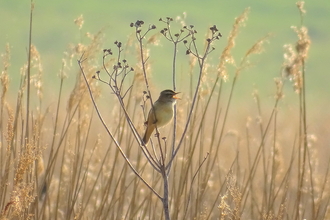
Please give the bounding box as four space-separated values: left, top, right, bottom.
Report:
173 92 180 99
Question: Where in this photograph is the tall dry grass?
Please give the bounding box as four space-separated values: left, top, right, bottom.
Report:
1 1 329 220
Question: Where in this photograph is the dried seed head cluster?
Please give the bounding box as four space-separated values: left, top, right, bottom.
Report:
218 173 242 219
130 20 156 37
114 41 122 48
130 20 145 28
74 14 84 30
218 8 250 81
199 62 211 98
159 17 173 23
68 26 104 112
218 194 231 219
1 44 10 104
282 1 310 93
296 1 306 15
14 143 41 184
9 183 35 218
283 25 310 93
5 105 14 144
293 26 310 59
93 44 134 100
183 24 220 57
244 35 269 58
159 16 195 44
274 77 284 100
205 25 222 47
59 58 68 80
28 45 44 101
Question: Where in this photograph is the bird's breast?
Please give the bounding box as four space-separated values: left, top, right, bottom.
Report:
153 103 174 127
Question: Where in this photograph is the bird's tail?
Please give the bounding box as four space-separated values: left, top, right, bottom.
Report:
142 124 155 145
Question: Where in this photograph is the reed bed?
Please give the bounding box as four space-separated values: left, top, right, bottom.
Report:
1 2 329 220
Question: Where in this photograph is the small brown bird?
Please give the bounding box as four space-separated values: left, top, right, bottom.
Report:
142 89 179 144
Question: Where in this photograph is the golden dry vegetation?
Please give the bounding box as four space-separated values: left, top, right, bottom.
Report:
1 2 329 220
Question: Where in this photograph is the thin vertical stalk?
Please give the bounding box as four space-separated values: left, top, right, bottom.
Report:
25 0 34 144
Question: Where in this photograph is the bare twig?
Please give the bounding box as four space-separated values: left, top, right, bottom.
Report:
78 54 162 200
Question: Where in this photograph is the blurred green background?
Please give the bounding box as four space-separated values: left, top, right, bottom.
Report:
1 0 329 106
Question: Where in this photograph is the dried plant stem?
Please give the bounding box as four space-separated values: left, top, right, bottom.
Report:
242 96 281 196
137 29 172 220
171 42 178 166
295 58 308 220
78 56 162 201
169 28 219 168
25 0 34 145
183 153 209 219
